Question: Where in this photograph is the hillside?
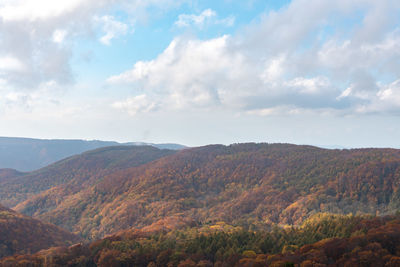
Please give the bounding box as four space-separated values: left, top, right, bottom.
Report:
0 204 80 259
266 216 400 266
0 136 185 171
2 213 400 266
11 143 400 240
0 145 176 207
0 169 23 183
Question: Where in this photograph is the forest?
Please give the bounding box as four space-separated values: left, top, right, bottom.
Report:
1 143 400 266
9 143 400 240
1 213 400 266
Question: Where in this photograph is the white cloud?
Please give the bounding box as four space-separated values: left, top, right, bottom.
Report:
0 0 188 92
0 0 102 21
0 78 64 115
108 35 249 111
0 0 111 90
96 15 129 46
109 0 400 116
52 29 68 44
175 9 234 28
351 79 400 114
108 35 341 114
378 80 400 104
175 9 216 27
260 56 285 84
0 56 26 71
285 77 331 95
112 94 157 116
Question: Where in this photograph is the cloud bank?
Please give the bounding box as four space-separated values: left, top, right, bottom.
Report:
109 0 400 116
0 0 189 111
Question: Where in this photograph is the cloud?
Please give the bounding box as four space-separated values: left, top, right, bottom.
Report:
112 94 157 116
0 0 188 92
0 0 111 90
339 79 400 115
0 56 26 71
0 0 104 21
52 29 68 44
108 35 343 115
109 0 400 116
377 79 400 108
0 79 64 115
96 15 129 45
108 35 246 112
175 9 216 27
175 9 235 28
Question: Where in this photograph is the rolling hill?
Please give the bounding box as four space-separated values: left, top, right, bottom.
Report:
0 145 176 208
7 143 400 241
0 136 185 171
0 204 80 259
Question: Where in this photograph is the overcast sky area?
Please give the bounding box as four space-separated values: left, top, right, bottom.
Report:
0 0 400 148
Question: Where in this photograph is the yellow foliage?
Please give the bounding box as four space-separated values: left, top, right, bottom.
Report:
242 250 257 258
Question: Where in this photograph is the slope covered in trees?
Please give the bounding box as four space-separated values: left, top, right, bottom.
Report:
0 204 80 259
2 213 400 266
0 145 176 207
10 143 400 241
0 168 23 183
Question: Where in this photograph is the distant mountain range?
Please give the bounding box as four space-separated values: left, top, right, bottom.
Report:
0 136 185 171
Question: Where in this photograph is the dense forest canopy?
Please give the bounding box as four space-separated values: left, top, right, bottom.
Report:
0 204 80 258
2 213 400 266
1 143 400 266
5 143 400 240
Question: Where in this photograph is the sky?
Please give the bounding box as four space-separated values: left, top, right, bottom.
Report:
0 0 400 148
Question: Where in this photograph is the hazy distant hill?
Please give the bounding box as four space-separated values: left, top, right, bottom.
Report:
0 137 185 171
8 143 400 241
0 204 80 258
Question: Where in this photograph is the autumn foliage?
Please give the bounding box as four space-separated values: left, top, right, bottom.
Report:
7 143 400 240
0 204 80 258
2 214 400 266
0 143 400 265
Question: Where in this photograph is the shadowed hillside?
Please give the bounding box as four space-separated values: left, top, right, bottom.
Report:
0 204 80 259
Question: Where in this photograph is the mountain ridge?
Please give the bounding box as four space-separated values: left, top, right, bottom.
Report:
5 142 400 241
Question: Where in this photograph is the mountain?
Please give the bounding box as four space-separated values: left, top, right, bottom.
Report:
0 145 176 208
0 136 185 171
9 143 400 241
0 204 80 259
